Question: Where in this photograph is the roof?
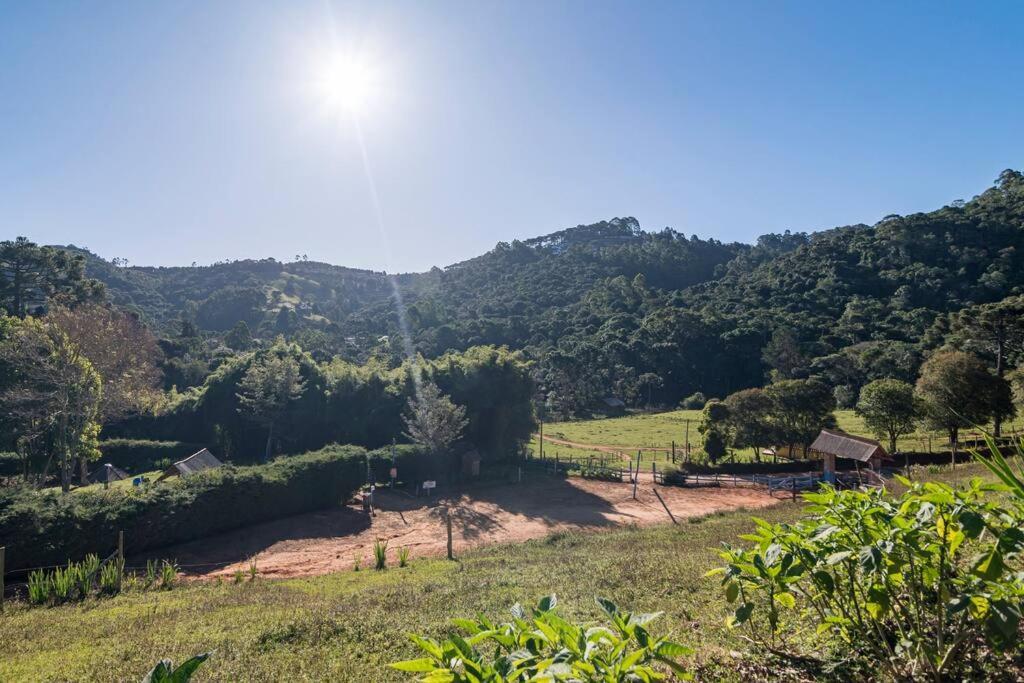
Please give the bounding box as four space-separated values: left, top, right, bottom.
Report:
158 449 222 480
89 463 129 484
810 429 888 462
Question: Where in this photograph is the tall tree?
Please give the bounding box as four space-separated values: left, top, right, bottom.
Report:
47 304 161 423
697 399 731 462
855 379 919 463
0 317 102 490
723 388 775 462
915 350 1013 463
763 379 837 456
0 238 103 318
948 296 1024 435
403 381 469 455
237 350 306 462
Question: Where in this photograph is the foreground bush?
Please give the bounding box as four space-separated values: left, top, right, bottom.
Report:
0 445 366 571
711 478 1024 680
391 595 692 681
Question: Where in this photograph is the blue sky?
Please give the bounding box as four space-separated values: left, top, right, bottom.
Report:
1 1 1022 273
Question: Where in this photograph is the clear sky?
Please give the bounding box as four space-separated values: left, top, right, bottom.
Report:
1 1 1022 273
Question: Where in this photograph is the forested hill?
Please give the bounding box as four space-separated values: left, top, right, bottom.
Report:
64 169 1024 416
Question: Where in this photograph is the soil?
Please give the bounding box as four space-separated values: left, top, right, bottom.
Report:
150 475 780 580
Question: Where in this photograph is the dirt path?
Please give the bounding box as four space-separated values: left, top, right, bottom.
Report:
149 476 780 580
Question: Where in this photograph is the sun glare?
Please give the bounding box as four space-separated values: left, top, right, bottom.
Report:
313 53 380 116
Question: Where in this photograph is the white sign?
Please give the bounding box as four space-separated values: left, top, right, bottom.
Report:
422 480 436 491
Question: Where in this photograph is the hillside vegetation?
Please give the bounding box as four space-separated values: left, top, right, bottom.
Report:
67 171 1024 417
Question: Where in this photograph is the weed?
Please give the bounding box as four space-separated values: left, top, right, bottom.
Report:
397 547 410 568
373 540 388 571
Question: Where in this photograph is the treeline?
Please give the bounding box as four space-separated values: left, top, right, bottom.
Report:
109 343 536 464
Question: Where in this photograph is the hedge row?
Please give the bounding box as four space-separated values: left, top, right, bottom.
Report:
0 444 366 572
97 439 209 474
365 444 458 486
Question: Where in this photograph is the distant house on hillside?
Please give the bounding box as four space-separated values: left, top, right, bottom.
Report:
157 449 223 482
809 429 888 482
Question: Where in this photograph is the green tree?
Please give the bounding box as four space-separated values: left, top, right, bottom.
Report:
915 350 1014 463
403 381 468 455
237 350 307 462
855 379 919 463
948 295 1024 435
0 317 102 490
723 388 775 461
698 399 731 462
763 379 836 457
0 238 103 318
224 320 254 351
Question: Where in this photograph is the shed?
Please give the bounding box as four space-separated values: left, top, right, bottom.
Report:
89 463 129 487
157 449 222 482
809 429 888 482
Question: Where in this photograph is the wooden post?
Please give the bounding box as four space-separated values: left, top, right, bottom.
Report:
671 441 676 463
685 420 690 459
0 546 5 613
652 489 678 525
539 417 544 459
632 474 638 500
791 478 797 501
117 530 124 590
446 510 454 560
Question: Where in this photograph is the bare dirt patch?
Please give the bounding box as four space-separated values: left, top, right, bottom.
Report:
151 476 779 580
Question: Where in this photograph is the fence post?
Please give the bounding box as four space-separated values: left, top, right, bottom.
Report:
446 510 454 560
632 475 638 500
117 530 124 590
671 441 676 463
0 546 5 613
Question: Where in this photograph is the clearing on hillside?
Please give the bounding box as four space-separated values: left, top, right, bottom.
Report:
148 475 778 579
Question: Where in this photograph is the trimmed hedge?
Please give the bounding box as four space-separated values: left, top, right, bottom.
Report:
97 439 208 474
0 444 366 572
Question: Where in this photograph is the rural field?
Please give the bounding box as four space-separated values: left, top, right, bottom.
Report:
0 458 1007 682
531 409 1024 464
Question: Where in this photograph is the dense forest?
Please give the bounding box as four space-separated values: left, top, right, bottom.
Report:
58 170 1024 419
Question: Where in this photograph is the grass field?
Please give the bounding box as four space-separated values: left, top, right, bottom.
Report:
0 459 1004 682
531 409 1024 465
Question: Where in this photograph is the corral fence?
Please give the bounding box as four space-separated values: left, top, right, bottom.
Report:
521 453 626 482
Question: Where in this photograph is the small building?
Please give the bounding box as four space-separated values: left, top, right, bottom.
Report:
809 429 888 483
157 449 223 482
89 463 129 487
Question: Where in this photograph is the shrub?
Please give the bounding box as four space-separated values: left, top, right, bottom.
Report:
680 392 707 410
390 595 692 681
0 444 367 571
97 439 207 474
711 478 1024 680
398 546 410 568
27 569 50 605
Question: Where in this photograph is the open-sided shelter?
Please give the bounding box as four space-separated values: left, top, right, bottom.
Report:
809 429 888 482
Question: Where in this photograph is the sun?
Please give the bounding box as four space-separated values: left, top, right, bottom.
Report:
313 53 380 116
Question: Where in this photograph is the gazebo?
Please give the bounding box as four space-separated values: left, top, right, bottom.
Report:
809 429 888 483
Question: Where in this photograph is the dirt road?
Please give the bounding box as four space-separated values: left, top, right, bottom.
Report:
152 475 779 580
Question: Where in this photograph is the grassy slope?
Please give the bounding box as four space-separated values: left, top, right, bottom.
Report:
1 461 1004 682
0 502 803 682
531 409 1024 463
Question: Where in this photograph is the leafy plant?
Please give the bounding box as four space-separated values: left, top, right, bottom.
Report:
160 560 178 590
51 564 75 603
710 477 1024 680
398 546 410 568
27 569 51 605
141 652 211 683
99 557 123 595
373 540 388 571
390 595 692 681
76 554 100 597
144 559 159 590
248 556 258 581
